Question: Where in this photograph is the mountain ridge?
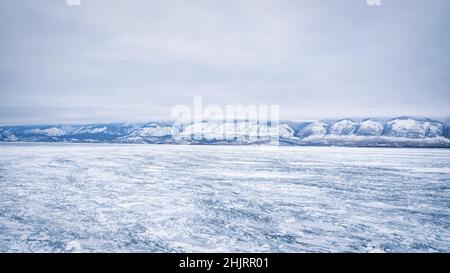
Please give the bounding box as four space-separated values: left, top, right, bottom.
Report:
1 117 450 148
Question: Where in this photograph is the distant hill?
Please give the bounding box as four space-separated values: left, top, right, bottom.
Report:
1 117 450 148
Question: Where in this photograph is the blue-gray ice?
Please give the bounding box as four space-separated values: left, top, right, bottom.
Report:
0 144 449 252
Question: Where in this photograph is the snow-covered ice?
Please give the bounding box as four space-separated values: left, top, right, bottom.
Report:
0 143 449 252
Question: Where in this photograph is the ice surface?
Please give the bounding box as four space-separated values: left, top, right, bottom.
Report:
0 143 449 253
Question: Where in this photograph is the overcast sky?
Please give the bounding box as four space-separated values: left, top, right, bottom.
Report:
0 0 449 125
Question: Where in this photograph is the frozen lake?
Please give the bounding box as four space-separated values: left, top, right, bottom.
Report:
0 143 449 252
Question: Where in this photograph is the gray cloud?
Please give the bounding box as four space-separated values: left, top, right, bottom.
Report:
0 0 449 124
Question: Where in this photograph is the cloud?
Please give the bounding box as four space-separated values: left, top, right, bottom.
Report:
0 0 449 124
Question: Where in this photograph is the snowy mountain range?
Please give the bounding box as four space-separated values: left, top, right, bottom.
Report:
1 117 450 147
